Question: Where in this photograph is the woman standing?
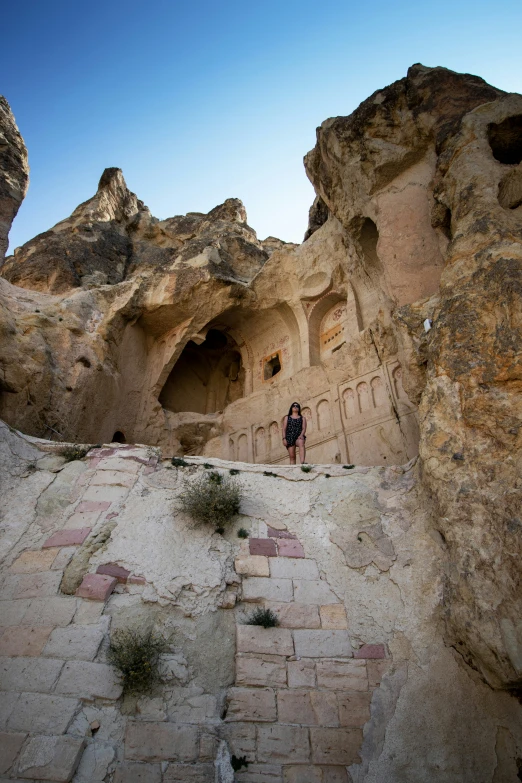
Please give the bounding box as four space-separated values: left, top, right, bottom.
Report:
283 402 307 465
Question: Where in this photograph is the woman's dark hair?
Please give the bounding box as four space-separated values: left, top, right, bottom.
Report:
287 402 301 417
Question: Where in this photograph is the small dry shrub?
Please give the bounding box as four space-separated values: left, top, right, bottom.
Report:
237 528 249 539
301 464 312 473
245 607 280 628
180 472 241 532
60 445 90 462
171 457 189 467
107 629 169 695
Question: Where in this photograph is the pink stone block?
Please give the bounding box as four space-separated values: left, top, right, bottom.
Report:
76 573 117 601
96 563 130 583
267 526 297 539
128 575 146 585
76 500 111 513
354 644 386 659
249 538 277 557
43 528 91 548
277 539 305 558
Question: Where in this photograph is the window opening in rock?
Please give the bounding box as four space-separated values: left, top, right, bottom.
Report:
159 329 244 414
487 115 522 165
263 353 281 380
112 431 126 443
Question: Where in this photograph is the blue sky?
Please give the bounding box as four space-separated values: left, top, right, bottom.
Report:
2 0 522 250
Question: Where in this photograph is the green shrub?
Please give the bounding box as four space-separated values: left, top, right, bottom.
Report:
229 468 240 475
172 457 189 467
245 607 280 628
107 629 169 695
180 472 241 532
301 465 312 473
60 445 90 462
263 471 277 477
203 463 213 469
343 464 355 469
231 756 249 771
237 528 249 539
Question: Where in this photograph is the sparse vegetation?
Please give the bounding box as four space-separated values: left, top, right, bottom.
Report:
180 471 241 532
301 464 312 473
237 528 249 539
60 445 90 462
172 457 189 467
325 473 331 478
107 629 169 695
229 468 240 475
231 755 249 772
245 607 280 628
343 464 355 469
263 471 277 477
203 463 213 469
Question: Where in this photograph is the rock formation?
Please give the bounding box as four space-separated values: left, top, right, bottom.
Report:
0 97 28 262
0 62 522 780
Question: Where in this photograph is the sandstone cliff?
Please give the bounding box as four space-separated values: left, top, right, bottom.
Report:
0 97 28 262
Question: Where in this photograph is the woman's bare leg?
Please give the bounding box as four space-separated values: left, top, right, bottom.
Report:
287 445 296 465
297 437 306 464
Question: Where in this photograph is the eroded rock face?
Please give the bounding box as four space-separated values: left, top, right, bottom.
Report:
0 97 29 262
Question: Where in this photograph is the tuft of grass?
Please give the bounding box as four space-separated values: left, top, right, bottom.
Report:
301 464 312 473
60 445 90 462
245 607 280 628
180 472 241 532
172 457 189 467
231 756 249 772
263 471 277 477
324 473 331 478
237 528 249 539
229 468 240 475
107 629 169 695
203 463 213 469
343 464 355 469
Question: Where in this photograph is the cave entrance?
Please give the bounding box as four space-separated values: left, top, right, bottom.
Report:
488 115 522 165
159 328 245 414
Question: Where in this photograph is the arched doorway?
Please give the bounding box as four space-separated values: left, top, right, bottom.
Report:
158 329 245 414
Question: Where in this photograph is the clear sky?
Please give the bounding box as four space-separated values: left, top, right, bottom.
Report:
2 0 522 251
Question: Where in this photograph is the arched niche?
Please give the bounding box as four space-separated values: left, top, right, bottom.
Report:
307 289 361 366
158 329 245 414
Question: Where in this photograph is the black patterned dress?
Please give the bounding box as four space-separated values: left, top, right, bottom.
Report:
285 415 303 446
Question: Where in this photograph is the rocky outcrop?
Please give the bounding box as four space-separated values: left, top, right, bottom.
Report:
0 96 29 262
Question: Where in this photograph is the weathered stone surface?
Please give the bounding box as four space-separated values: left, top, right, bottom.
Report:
43 621 106 661
283 766 349 783
257 725 310 763
320 605 348 630
276 539 305 558
242 577 293 603
9 550 57 573
277 689 338 726
226 687 276 722
249 539 277 557
0 97 28 262
293 580 338 605
113 762 163 783
234 555 270 577
236 765 282 783
125 722 198 762
0 656 64 693
218 723 256 761
8 693 79 733
55 661 122 700
43 528 91 548
316 660 368 691
269 558 319 580
0 626 53 657
310 727 363 765
236 654 287 687
266 602 320 629
2 571 62 599
164 763 214 782
0 731 26 775
287 658 316 688
353 644 386 659
21 597 77 627
337 691 371 727
293 630 351 658
16 734 84 781
76 573 117 601
236 626 294 656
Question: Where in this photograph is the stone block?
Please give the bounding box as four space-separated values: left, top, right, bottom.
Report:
74 500 112 514
74 600 105 624
199 733 218 762
3 571 62 600
128 575 146 585
76 573 117 601
257 725 310 763
43 528 91 548
9 550 57 573
277 539 305 558
0 626 53 657
168 694 217 724
237 626 294 656
316 660 368 691
90 470 135 487
319 605 348 630
82 484 129 503
236 765 282 782
277 689 315 724
226 687 276 722
367 659 390 688
96 457 140 474
64 511 104 530
267 602 320 629
288 658 316 688
43 621 106 660
55 661 122 700
0 656 64 693
72 740 115 781
0 692 20 730
96 563 130 583
0 732 26 775
283 767 349 783
164 763 214 781
236 654 287 687
249 539 277 557
113 762 162 783
310 727 363 765
293 580 338 605
17 735 85 781
353 644 386 659
269 558 319 580
310 691 339 727
267 527 296 538
22 597 77 627
8 693 80 734
0 600 31 627
125 721 198 762
219 723 256 761
293 630 351 658
234 555 270 577
51 547 77 570
242 577 293 603
337 692 371 727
